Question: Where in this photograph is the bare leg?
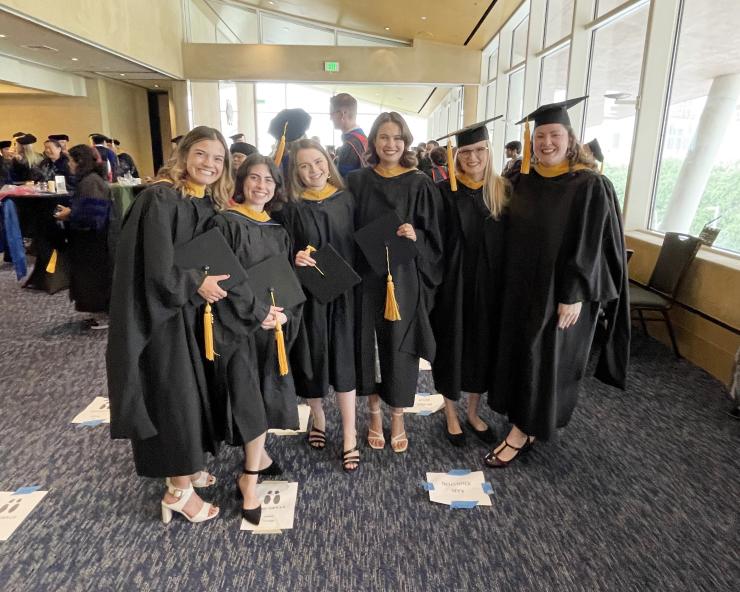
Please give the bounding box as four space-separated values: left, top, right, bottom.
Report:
491 425 534 463
163 475 218 518
306 397 327 449
390 407 408 452
240 432 267 511
443 398 463 434
367 394 385 449
337 389 358 469
466 393 489 431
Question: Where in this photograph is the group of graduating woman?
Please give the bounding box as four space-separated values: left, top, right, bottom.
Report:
107 96 629 527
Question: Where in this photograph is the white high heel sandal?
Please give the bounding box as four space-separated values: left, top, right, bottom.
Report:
161 482 219 524
164 471 216 490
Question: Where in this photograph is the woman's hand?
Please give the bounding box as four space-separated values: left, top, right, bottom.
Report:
198 274 229 303
53 206 71 221
397 223 417 242
295 248 316 267
260 305 286 330
557 302 582 329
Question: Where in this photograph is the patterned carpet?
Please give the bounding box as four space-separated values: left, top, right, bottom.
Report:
0 262 738 592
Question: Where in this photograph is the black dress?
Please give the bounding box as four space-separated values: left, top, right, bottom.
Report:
107 182 218 477
347 168 444 407
489 166 628 440
431 179 506 400
207 210 302 446
276 189 356 397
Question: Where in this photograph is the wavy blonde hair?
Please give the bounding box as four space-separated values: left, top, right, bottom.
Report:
288 139 344 200
21 144 43 168
455 139 509 219
156 126 233 210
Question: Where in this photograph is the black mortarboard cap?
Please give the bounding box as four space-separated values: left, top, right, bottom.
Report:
268 109 312 142
230 142 258 157
89 133 108 144
0 140 11 149
171 135 184 144
12 131 25 138
586 138 604 162
295 243 361 304
230 133 246 141
112 139 121 146
174 228 248 291
17 134 37 145
354 210 419 277
48 134 69 142
516 96 588 128
245 254 306 310
435 115 503 147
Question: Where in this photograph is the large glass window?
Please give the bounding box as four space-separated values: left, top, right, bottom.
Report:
505 68 525 166
584 2 649 204
545 0 574 45
596 0 631 18
511 17 529 67
651 0 740 253
539 44 569 105
488 48 499 81
187 0 258 43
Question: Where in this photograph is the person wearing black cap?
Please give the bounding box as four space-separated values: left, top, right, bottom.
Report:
11 134 43 183
48 134 70 154
206 153 303 525
330 93 368 178
502 140 522 178
171 135 184 154
430 117 509 447
89 133 118 181
230 133 246 144
229 141 258 171
279 138 359 471
583 138 605 173
107 126 234 524
38 138 73 187
484 97 629 468
0 140 13 185
347 111 444 454
269 108 312 179
112 139 140 178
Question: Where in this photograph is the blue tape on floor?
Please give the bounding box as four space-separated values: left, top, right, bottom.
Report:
419 481 435 491
418 410 433 416
482 482 493 494
77 419 104 427
447 469 471 476
450 500 477 509
416 392 430 397
14 485 41 494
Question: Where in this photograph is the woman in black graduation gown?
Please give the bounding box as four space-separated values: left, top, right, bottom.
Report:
347 112 444 453
107 126 233 523
38 139 73 186
486 98 629 467
53 144 115 328
208 154 302 525
431 120 509 446
278 139 359 471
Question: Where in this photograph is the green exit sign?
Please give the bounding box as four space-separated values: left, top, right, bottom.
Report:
324 61 340 73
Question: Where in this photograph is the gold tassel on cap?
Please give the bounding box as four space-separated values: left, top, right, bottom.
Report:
521 119 531 174
273 121 288 165
46 249 58 274
203 303 215 361
270 289 289 376
384 245 401 322
446 139 457 192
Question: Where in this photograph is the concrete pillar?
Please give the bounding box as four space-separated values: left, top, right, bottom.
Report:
462 85 479 126
170 81 190 135
190 81 221 129
236 82 257 144
660 73 740 232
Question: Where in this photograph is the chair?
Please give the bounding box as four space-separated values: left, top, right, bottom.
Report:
629 232 702 357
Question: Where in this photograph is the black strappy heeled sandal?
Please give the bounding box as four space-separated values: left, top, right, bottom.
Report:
483 438 533 469
342 446 361 473
308 424 327 450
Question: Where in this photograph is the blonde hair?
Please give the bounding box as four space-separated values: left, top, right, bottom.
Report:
22 144 42 168
455 139 509 219
288 139 344 200
156 126 233 210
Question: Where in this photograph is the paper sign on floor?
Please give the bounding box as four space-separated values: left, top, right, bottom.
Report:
71 396 110 424
0 489 48 541
240 481 298 534
422 470 492 508
404 392 445 415
268 405 310 436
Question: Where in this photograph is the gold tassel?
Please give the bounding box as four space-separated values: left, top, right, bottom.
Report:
46 249 58 274
271 289 289 376
383 245 401 321
203 303 215 361
521 119 531 174
447 139 457 192
273 121 288 165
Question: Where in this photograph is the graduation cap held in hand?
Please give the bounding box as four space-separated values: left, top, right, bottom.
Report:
295 243 361 304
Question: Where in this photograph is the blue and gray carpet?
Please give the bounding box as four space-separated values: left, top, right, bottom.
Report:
0 263 738 591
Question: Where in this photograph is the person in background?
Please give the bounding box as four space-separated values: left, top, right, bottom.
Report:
230 141 258 172
89 133 118 181
268 108 312 179
329 93 368 177
53 144 115 328
502 140 522 178
230 133 246 144
1 140 13 185
38 139 74 187
325 145 336 161
11 134 43 183
107 126 233 525
113 139 140 179
11 132 25 154
428 147 449 183
171 135 184 155
416 142 432 175
48 134 70 154
583 138 605 172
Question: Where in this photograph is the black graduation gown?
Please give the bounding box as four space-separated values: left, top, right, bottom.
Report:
106 183 218 477
206 211 302 446
275 189 356 397
431 180 505 400
37 154 73 185
347 168 444 407
117 153 139 178
490 167 626 440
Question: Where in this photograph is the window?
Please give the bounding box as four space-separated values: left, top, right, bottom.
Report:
539 44 569 105
584 2 649 204
596 0 631 18
651 0 740 254
488 49 499 81
187 0 258 43
511 17 529 66
219 82 238 138
545 0 574 45
505 68 525 166
485 82 497 119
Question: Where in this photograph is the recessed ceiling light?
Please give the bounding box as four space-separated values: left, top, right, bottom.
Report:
154 84 160 88
119 73 126 76
421 16 427 20
71 57 79 61
384 27 391 31
0 34 6 38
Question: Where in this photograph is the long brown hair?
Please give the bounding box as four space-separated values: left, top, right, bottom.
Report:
366 112 418 168
288 139 344 200
234 153 287 213
532 124 597 171
455 139 509 220
157 126 233 210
